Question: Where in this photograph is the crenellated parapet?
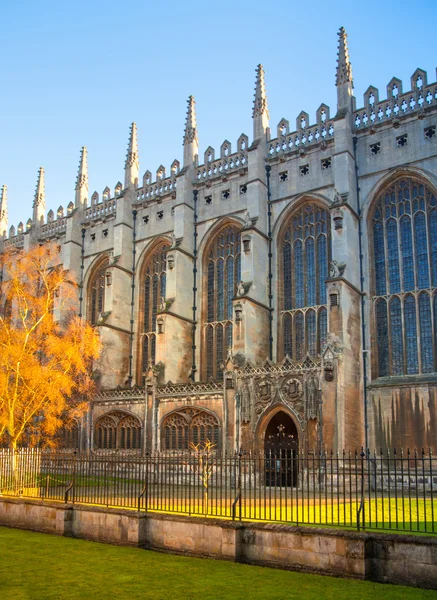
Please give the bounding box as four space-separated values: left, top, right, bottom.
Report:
354 68 437 131
195 134 249 182
267 105 335 158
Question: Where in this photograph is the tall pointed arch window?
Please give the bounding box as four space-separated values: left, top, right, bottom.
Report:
372 177 437 376
88 257 109 326
280 203 330 359
204 225 241 379
139 242 169 379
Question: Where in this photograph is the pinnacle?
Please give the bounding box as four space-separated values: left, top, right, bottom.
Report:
33 167 45 207
253 64 269 119
183 96 197 146
76 146 88 190
125 122 139 166
0 184 7 221
336 26 352 86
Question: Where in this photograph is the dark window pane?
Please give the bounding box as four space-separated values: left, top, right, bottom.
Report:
305 238 316 306
404 295 418 374
373 221 386 295
295 312 304 360
306 310 317 356
283 313 292 358
294 240 304 308
376 299 389 376
419 293 433 373
400 216 415 291
389 297 404 375
283 243 292 310
386 219 401 293
317 235 327 305
414 213 430 289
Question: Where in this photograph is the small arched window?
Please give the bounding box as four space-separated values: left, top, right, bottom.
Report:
139 242 169 379
203 225 241 379
372 177 437 376
162 408 220 451
280 203 330 359
95 412 141 450
88 257 109 325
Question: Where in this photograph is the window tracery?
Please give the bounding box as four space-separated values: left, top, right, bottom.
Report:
95 412 141 450
203 225 241 379
280 204 330 359
139 242 169 378
162 408 220 451
372 177 437 376
88 257 109 326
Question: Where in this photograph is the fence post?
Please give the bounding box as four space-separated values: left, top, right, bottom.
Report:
232 451 242 521
357 448 366 531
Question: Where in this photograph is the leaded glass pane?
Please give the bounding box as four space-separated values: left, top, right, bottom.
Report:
226 256 234 320
430 210 437 287
317 235 327 304
389 297 403 375
400 216 415 292
386 219 401 293
306 310 317 356
216 324 224 376
404 295 418 374
206 326 214 380
373 221 386 296
376 299 389 376
419 293 433 373
305 238 316 306
318 307 327 352
283 313 292 358
217 259 224 321
225 322 233 354
283 243 292 310
295 312 304 361
414 213 430 289
207 262 214 321
294 241 304 308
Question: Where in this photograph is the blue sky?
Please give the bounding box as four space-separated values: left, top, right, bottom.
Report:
1 0 436 227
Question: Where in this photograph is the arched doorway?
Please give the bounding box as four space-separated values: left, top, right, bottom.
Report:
264 411 298 487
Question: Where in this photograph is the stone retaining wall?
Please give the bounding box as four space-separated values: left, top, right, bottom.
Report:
0 497 435 589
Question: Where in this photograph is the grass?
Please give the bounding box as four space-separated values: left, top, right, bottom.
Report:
0 526 436 600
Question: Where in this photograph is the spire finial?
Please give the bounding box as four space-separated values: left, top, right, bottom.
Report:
252 64 269 140
253 64 269 119
32 167 46 225
336 26 352 86
183 96 199 167
75 146 89 208
124 122 139 189
76 146 88 190
183 96 198 147
34 167 45 207
0 185 8 237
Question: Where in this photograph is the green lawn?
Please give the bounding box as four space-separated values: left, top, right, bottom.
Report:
0 527 435 600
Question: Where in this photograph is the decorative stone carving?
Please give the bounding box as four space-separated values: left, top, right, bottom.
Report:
329 260 346 278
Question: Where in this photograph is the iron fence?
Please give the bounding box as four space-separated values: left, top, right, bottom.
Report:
0 448 435 533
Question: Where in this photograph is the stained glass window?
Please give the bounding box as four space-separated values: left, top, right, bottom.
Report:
281 204 330 359
376 299 389 376
162 409 220 451
389 297 403 375
89 257 109 325
139 242 169 379
372 178 437 376
204 225 241 379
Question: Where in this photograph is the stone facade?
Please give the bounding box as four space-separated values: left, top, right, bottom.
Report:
1 27 437 453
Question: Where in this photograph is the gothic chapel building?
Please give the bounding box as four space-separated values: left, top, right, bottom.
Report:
1 28 437 453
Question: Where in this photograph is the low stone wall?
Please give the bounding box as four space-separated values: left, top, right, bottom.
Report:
0 497 435 589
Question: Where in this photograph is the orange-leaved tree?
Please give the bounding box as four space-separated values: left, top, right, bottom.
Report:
0 243 100 449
